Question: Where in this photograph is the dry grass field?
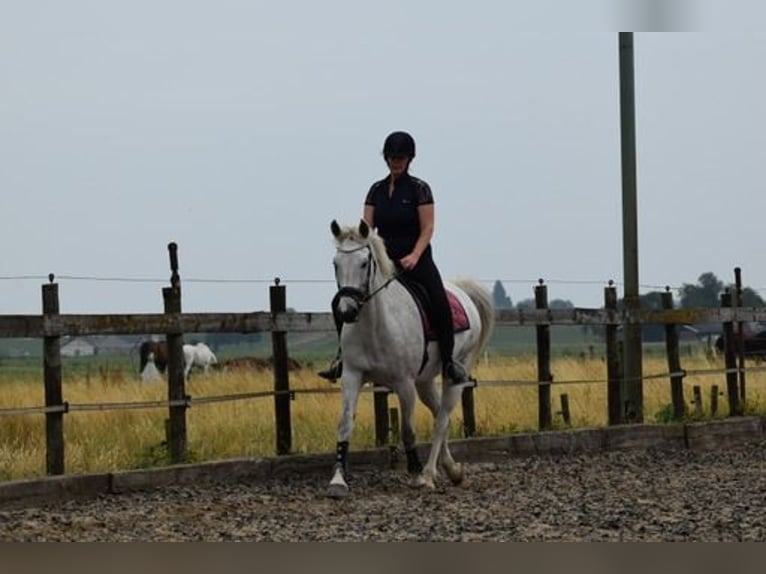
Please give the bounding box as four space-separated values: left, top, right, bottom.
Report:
1 353 765 482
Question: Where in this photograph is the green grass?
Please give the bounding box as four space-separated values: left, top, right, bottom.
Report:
1 349 763 482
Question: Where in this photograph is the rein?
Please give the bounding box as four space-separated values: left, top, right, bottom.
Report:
364 268 403 301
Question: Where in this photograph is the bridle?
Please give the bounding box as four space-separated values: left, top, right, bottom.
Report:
332 243 402 320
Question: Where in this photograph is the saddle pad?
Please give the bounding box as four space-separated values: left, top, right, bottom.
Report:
423 290 470 342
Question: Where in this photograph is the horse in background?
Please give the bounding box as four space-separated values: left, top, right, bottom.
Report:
183 342 218 379
140 352 163 382
326 219 494 497
139 341 168 374
139 340 218 379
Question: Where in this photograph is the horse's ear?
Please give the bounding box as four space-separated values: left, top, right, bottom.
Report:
359 219 369 238
330 220 341 237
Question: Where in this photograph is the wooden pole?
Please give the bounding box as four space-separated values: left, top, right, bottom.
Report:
710 385 719 417
270 278 292 455
661 288 685 420
619 32 644 423
373 388 390 447
163 242 187 464
605 282 623 425
693 385 703 417
720 290 740 416
559 393 571 427
734 267 747 403
42 276 65 475
535 280 552 430
461 384 476 438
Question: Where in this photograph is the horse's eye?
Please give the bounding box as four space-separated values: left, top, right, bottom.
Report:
361 261 368 269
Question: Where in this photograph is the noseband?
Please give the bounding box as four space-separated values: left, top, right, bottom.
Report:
332 243 401 320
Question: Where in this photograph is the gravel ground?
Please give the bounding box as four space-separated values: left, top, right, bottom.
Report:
2 442 766 541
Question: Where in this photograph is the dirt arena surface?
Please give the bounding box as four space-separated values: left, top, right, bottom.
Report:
1 441 764 541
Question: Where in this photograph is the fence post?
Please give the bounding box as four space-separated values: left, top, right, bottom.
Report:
42 275 65 475
461 384 477 438
692 385 703 417
559 393 571 427
720 290 740 416
605 281 622 425
734 267 747 403
270 278 292 455
710 385 719 417
373 388 390 447
163 242 187 464
661 288 685 420
535 280 552 430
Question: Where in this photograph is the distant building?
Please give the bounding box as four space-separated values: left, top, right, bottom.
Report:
93 336 139 356
59 336 140 357
61 338 96 357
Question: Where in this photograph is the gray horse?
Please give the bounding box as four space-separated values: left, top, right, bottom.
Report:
327 219 494 496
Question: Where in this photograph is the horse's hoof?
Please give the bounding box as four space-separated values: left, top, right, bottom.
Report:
411 474 435 490
326 483 349 499
444 462 464 485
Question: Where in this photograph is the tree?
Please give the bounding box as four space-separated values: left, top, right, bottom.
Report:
492 280 512 309
679 272 724 308
730 286 766 307
516 298 535 310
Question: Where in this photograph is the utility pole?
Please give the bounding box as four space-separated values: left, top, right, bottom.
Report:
618 32 643 422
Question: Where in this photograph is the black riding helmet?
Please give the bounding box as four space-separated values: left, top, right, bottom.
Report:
383 131 416 159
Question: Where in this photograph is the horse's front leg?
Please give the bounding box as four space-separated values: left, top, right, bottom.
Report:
327 372 363 499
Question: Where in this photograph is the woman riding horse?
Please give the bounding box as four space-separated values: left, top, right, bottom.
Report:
319 131 469 385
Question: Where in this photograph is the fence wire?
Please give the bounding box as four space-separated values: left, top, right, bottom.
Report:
10 272 766 296
2 361 761 419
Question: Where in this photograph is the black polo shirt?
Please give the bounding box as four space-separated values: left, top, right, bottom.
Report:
364 173 434 260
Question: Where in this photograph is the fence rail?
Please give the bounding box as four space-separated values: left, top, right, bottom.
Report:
0 245 760 479
3 307 766 338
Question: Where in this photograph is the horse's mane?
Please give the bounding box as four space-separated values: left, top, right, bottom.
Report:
335 224 396 279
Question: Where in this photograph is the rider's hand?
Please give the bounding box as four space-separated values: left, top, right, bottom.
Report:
399 253 419 271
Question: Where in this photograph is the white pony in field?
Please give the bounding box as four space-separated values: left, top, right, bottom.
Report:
183 342 218 379
327 220 494 497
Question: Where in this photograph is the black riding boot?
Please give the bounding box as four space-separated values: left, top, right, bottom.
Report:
435 319 470 384
443 358 470 384
318 349 343 382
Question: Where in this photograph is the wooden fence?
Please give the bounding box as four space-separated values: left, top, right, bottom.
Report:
2 245 765 477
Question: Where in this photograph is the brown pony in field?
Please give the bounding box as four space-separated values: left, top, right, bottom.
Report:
139 341 168 374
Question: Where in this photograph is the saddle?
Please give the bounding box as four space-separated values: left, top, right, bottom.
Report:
397 278 470 373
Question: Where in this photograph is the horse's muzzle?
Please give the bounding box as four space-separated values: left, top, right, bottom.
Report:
333 286 366 324
339 306 359 323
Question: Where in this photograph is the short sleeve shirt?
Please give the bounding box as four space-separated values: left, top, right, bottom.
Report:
364 173 434 260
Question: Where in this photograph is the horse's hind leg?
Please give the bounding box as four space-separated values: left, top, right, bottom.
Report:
419 382 464 489
415 379 463 484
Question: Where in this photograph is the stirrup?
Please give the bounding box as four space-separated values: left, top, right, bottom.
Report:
444 361 470 384
318 359 343 382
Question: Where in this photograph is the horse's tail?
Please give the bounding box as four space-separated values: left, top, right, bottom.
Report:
454 278 495 369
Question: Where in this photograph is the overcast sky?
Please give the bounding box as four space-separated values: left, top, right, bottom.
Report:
2 1 765 315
